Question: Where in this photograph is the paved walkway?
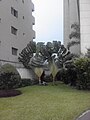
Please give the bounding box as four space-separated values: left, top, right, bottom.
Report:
76 110 90 120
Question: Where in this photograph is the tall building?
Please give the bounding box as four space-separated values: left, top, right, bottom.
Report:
0 0 35 67
64 0 90 55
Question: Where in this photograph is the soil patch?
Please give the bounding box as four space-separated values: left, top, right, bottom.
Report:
0 89 22 98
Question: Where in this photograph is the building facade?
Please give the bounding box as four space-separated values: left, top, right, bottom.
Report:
0 0 35 67
64 0 90 55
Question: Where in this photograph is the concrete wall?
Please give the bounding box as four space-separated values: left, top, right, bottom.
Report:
64 0 80 55
63 0 70 47
0 0 35 65
80 0 90 54
64 0 90 55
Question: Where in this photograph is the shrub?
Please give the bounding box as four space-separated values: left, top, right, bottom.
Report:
56 69 70 84
74 58 90 90
43 73 53 82
0 64 39 90
0 64 21 90
65 62 77 86
19 79 33 87
56 66 77 86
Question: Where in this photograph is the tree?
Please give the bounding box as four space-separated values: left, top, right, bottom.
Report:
18 40 75 85
0 64 21 90
29 53 44 68
55 45 74 69
46 42 54 61
18 40 63 68
36 42 45 54
53 41 61 53
39 41 61 65
67 23 80 49
18 41 36 68
69 23 80 39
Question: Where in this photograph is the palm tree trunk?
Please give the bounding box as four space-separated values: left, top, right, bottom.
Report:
39 78 41 85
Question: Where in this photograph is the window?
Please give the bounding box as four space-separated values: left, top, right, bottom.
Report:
33 36 35 39
12 47 18 56
22 0 24 3
11 7 18 18
23 16 24 19
23 33 25 35
11 26 18 35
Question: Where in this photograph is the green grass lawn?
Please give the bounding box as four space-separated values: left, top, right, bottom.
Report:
0 83 90 120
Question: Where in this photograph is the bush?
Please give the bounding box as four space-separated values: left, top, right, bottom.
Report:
56 69 70 84
43 73 53 82
74 58 90 90
56 66 77 86
19 79 33 87
0 64 21 90
0 64 38 90
36 70 53 83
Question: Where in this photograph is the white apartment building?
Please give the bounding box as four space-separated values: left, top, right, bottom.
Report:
0 0 35 67
64 0 90 55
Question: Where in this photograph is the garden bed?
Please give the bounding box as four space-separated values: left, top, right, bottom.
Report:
0 89 22 98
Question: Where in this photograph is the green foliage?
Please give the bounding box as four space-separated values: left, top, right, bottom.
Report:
56 69 69 84
18 40 74 85
0 64 21 90
67 23 80 49
0 64 37 89
18 41 36 68
43 73 53 82
42 42 53 62
69 23 80 39
36 42 45 54
19 79 33 87
67 41 80 49
56 45 74 69
74 58 90 90
39 41 61 63
29 53 44 68
0 64 18 74
53 41 61 53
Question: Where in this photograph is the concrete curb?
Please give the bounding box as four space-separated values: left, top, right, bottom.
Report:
76 110 90 120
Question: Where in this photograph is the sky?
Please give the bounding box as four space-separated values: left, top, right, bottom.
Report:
32 0 63 44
